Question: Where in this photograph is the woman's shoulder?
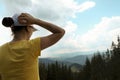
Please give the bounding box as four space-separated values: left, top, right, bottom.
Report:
29 37 40 44
0 42 8 47
0 42 9 50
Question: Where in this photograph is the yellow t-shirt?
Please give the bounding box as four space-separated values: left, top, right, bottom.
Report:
0 37 41 80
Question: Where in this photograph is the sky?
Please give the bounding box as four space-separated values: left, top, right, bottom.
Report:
0 0 120 58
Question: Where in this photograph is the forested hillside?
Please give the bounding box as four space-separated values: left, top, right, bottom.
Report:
39 36 120 80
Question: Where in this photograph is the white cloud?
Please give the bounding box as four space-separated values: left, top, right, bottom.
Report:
1 0 96 25
54 16 120 55
77 1 96 12
64 21 77 33
3 16 120 57
0 0 96 57
1 0 119 58
80 16 120 46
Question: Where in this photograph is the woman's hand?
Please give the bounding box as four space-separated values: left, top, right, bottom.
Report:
18 13 36 25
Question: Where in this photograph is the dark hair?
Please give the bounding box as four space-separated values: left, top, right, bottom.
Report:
2 17 14 27
2 17 27 34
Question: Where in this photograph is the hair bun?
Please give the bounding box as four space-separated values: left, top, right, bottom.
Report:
2 17 14 27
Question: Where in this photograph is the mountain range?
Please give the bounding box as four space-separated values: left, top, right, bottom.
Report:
39 53 94 65
39 53 94 72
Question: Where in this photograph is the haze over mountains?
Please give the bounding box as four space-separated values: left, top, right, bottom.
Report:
39 53 94 72
39 51 94 65
39 50 108 72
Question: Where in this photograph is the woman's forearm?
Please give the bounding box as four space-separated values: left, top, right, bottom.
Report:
34 18 65 34
19 13 65 34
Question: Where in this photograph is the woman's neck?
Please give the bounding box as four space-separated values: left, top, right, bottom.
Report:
11 33 29 42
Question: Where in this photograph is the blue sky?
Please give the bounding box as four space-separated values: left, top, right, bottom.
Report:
73 0 120 35
0 0 120 58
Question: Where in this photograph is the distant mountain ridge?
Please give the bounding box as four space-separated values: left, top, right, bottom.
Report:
63 54 93 65
48 51 94 59
39 53 94 65
39 58 73 66
39 57 83 72
39 54 94 73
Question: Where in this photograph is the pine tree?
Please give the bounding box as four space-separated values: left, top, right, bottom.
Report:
90 52 106 80
79 58 91 80
39 62 47 80
109 36 120 80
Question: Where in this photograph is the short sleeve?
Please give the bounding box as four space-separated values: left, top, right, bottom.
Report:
29 37 41 57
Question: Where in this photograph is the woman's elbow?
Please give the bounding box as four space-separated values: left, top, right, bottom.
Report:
61 29 65 36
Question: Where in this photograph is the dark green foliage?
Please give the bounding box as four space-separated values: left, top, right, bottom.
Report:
39 61 74 80
39 36 120 80
79 36 120 80
78 58 91 80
